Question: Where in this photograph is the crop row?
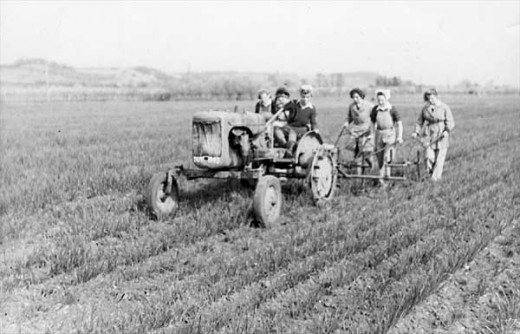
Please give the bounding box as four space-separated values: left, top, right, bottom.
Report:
2 96 516 219
3 111 514 294
171 153 518 334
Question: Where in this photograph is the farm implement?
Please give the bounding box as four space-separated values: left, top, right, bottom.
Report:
334 128 448 185
146 108 436 226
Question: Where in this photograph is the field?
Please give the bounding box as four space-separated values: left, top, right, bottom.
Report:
1 95 520 333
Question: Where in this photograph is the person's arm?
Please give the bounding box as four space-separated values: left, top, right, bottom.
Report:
370 106 378 126
271 99 278 115
310 106 318 132
284 102 295 123
370 106 378 135
396 121 403 143
444 104 455 134
391 108 404 143
412 106 425 138
346 104 353 127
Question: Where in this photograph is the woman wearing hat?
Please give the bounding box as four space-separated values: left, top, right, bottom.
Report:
344 88 375 174
370 90 403 187
412 89 455 181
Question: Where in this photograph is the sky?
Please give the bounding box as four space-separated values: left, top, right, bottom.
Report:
1 1 519 87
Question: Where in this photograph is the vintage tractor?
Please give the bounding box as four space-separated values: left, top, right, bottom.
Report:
145 108 337 227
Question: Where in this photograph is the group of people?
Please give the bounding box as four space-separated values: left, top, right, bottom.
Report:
254 85 455 184
255 85 318 158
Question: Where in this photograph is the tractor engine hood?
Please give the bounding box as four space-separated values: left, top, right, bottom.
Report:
193 110 266 136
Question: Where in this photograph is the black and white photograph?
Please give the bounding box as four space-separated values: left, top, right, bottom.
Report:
1 1 519 333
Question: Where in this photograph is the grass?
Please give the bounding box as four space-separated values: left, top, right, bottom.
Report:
1 95 519 333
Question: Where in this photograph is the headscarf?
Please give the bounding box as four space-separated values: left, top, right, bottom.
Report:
376 89 392 110
376 89 391 100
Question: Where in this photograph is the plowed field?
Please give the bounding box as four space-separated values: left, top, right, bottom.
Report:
1 95 519 333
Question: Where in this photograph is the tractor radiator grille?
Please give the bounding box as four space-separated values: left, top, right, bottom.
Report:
192 120 222 157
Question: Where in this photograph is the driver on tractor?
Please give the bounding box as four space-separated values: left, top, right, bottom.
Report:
273 85 318 158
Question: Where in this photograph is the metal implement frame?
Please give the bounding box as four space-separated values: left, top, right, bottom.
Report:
332 129 447 183
336 159 411 182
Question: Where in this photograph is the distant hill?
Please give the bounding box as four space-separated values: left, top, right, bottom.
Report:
0 58 174 88
0 58 381 90
15 58 511 102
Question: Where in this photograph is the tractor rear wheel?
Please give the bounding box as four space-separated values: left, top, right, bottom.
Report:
309 147 337 205
253 175 282 228
145 171 180 220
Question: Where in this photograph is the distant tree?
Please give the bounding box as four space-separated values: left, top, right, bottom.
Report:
375 76 387 86
391 76 402 86
315 73 329 87
460 79 474 89
267 73 279 87
375 75 403 87
335 73 345 87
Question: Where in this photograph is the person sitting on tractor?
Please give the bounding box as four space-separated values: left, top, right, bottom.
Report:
271 86 296 145
343 88 375 174
254 89 273 121
274 85 318 158
370 89 403 187
271 87 290 115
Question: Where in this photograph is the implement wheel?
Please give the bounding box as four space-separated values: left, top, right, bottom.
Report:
309 147 337 205
145 171 180 220
253 175 282 228
294 131 323 168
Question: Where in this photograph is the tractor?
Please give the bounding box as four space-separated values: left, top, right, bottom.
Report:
145 107 337 227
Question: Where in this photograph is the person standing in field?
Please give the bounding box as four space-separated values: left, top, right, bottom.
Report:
370 90 403 187
343 88 375 174
412 88 455 181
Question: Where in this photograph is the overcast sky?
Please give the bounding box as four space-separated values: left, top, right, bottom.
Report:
1 1 519 87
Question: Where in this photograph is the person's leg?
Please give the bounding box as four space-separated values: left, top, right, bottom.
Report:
362 133 374 170
344 134 356 152
274 126 287 147
425 147 435 175
354 139 362 175
384 146 394 178
432 148 447 181
288 127 298 144
376 144 386 186
285 127 298 158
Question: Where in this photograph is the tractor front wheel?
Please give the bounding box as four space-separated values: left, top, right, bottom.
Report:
145 171 180 221
253 175 282 228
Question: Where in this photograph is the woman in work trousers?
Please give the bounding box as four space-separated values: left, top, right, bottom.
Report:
412 89 455 181
370 90 403 188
